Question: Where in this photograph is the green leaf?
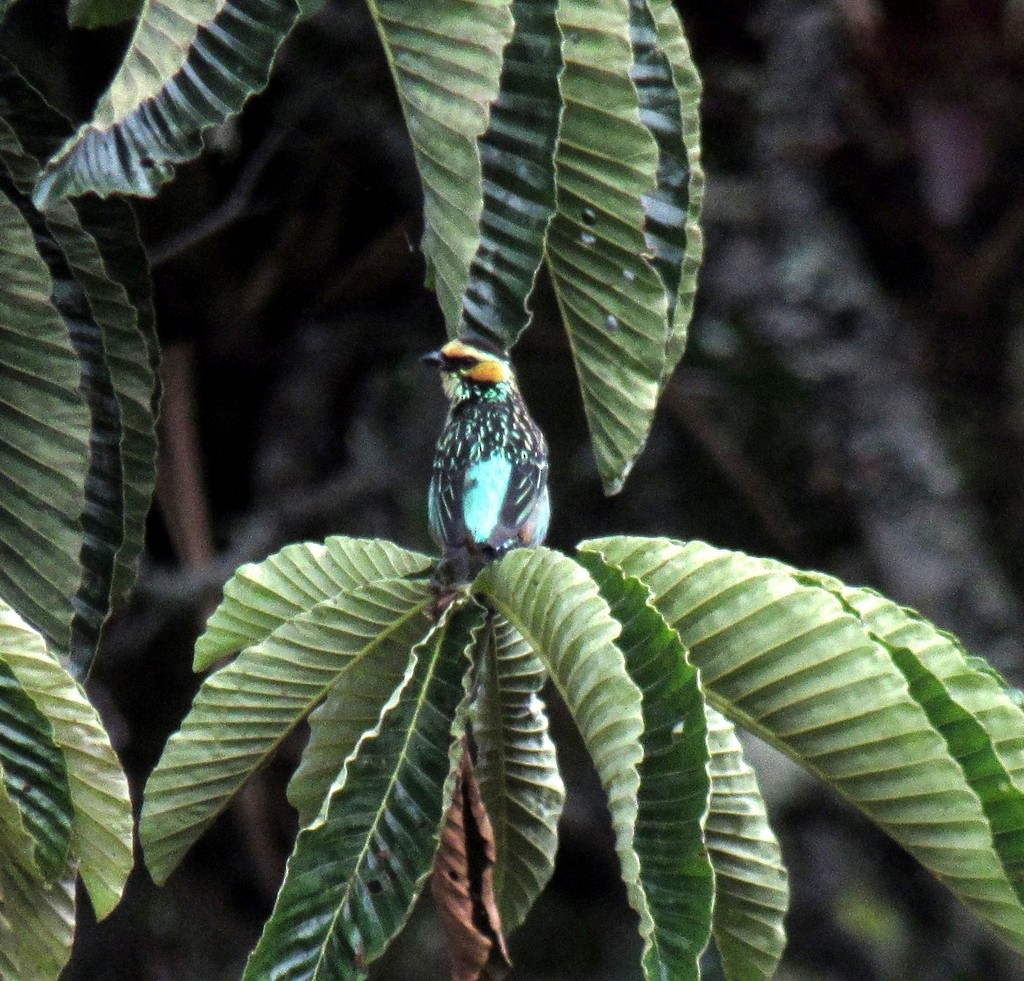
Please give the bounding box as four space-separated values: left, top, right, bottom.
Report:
0 61 160 645
0 601 133 919
0 613 74 885
589 536 1024 953
367 0 514 332
0 78 156 673
577 550 712 980
142 575 434 884
631 0 704 385
0 188 89 658
704 707 788 981
473 549 650 959
33 0 300 207
0 770 77 981
195 536 432 671
795 575 1024 906
458 0 561 349
243 601 478 980
547 0 668 495
470 612 564 932
68 0 144 29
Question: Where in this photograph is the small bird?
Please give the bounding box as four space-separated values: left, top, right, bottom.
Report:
423 335 550 586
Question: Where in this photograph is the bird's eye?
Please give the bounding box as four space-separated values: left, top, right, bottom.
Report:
443 356 479 371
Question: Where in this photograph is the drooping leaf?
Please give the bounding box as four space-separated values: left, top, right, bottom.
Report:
0 189 89 657
0 60 160 635
33 0 300 207
0 601 133 919
704 707 789 981
366 0 514 332
431 745 512 981
195 536 432 670
473 549 651 960
795 574 1024 905
0 768 77 981
458 0 561 349
630 0 704 384
0 117 128 675
142 575 434 884
587 536 1024 952
577 550 712 981
471 613 564 933
547 0 668 495
243 602 479 981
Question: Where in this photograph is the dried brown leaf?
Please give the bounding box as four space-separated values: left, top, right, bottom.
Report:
431 743 512 981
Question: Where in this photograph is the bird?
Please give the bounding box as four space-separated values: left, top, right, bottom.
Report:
423 334 550 587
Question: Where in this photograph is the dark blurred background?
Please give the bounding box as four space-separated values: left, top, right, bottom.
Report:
5 0 1024 977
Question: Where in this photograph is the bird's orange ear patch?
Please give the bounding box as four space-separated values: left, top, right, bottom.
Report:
466 360 509 384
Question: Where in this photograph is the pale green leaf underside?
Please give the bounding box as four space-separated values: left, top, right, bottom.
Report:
0 603 132 919
792 572 1024 906
34 0 299 206
0 190 89 657
474 548 651 955
458 0 561 349
704 707 789 981
589 536 1024 952
243 603 478 981
368 0 514 332
548 0 667 496
471 613 565 933
142 575 433 884
195 536 432 670
578 551 713 981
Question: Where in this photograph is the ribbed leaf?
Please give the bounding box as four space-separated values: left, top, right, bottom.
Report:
471 613 564 932
0 771 77 981
195 537 432 670
286 583 438 825
142 575 434 884
577 550 713 980
704 707 788 981
0 118 127 675
243 602 478 981
547 0 668 495
33 0 299 206
0 610 73 886
0 188 89 657
795 573 1024 904
473 548 651 956
588 536 1024 952
0 60 159 622
367 0 514 332
631 0 704 384
458 0 561 349
66 196 159 610
0 601 132 919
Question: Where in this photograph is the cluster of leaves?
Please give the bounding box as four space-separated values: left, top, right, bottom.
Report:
0 56 154 977
141 532 1024 980
3 0 1024 979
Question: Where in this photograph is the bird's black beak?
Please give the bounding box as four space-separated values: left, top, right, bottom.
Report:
421 350 444 367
